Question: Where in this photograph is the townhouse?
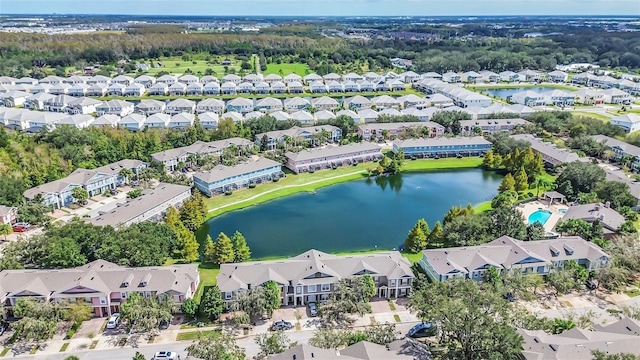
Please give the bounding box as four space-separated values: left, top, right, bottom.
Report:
603 168 640 209
106 83 126 96
220 82 237 95
65 97 102 115
286 81 304 94
255 125 342 150
196 98 225 114
193 157 284 196
479 70 500 83
217 250 414 307
542 89 575 106
26 112 67 132
285 142 382 173
392 136 492 158
461 71 482 83
198 112 219 129
95 100 135 117
608 114 640 134
510 90 547 107
290 110 315 125
518 69 544 82
601 88 632 105
499 71 519 82
397 94 427 109
419 235 609 282
91 114 120 128
560 202 625 238
165 99 196 115
511 134 581 166
119 113 146 131
148 82 169 96
284 97 311 112
168 82 187 96
135 99 166 116
87 183 192 228
0 259 199 318
459 118 530 134
358 122 445 140
0 90 30 107
151 137 255 171
591 134 640 167
574 88 605 105
0 205 18 225
371 95 401 110
344 95 372 110
314 110 336 122
226 98 253 114
358 109 379 123
203 82 221 95
23 159 147 209
68 83 90 97
546 70 569 83
270 339 432 360
124 83 146 97
335 109 361 124
520 318 640 360
144 113 171 128
310 96 339 111
86 83 109 97
133 75 156 88
255 97 284 113
57 114 95 129
24 93 55 110
43 94 74 113
325 80 343 93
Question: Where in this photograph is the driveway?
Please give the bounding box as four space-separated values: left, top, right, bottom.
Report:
75 318 106 339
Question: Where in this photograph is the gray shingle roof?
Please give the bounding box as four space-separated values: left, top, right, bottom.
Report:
193 157 281 183
561 203 625 233
285 143 381 162
511 134 580 164
394 136 491 148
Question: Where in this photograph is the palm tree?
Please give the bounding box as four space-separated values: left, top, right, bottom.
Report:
535 176 555 197
119 168 135 184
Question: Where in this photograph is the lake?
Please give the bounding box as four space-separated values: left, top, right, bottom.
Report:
201 168 503 259
481 87 569 99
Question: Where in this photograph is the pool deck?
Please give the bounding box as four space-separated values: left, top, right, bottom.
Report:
517 200 569 233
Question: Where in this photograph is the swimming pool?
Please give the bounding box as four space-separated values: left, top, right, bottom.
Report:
528 209 553 225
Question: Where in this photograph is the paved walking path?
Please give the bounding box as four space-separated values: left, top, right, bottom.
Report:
208 170 366 213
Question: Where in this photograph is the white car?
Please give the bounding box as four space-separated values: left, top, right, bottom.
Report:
106 313 120 329
153 351 180 360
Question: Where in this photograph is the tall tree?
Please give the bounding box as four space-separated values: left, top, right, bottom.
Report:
404 221 428 253
212 232 235 264
429 221 444 244
199 285 225 320
491 207 527 239
498 173 516 192
181 298 199 320
408 278 523 360
71 187 89 204
514 167 529 192
263 281 282 317
186 332 245 360
164 207 199 262
255 330 297 357
231 231 251 263
203 234 216 262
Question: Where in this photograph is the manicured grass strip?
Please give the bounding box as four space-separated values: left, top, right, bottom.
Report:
370 316 377 325
388 299 396 311
0 348 9 357
625 288 640 298
177 330 218 341
60 343 69 352
474 201 492 213
295 322 302 331
264 63 310 76
570 111 611 122
89 340 98 349
29 346 38 354
194 262 220 302
394 314 402 323
205 157 483 219
117 337 128 347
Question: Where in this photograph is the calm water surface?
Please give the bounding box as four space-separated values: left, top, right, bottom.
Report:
482 86 568 99
202 168 502 259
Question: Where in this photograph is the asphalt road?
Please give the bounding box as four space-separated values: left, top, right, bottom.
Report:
18 322 421 360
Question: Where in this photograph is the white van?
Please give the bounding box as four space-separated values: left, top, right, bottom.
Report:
152 351 180 360
106 313 120 329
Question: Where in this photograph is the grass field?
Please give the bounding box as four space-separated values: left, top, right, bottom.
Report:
137 56 243 77
204 157 484 219
264 63 311 76
570 111 611 121
193 262 220 303
176 330 219 341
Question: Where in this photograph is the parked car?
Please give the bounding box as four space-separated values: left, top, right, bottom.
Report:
153 351 180 360
159 320 169 330
14 222 30 228
308 302 318 317
11 225 26 233
0 321 9 336
586 278 597 290
407 322 438 338
106 313 120 329
271 320 293 331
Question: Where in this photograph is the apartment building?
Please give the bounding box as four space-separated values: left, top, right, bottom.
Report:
284 143 382 173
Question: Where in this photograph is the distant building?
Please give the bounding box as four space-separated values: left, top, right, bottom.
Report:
193 157 284 196
285 143 382 173
419 235 609 282
392 136 491 158
609 114 640 134
0 206 18 225
86 183 191 228
511 134 581 167
559 203 625 238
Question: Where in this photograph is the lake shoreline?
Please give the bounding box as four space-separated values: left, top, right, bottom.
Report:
203 157 485 220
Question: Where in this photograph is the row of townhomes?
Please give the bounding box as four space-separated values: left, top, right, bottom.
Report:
86 183 192 229
357 121 445 140
510 88 632 107
269 339 431 360
2 68 635 91
254 125 342 150
217 250 415 307
392 136 493 158
0 259 199 318
150 137 255 172
511 134 582 167
419 235 610 282
193 157 284 196
284 142 383 173
0 95 539 132
23 159 146 209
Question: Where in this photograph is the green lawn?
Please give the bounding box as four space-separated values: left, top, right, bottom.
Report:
193 262 220 303
204 157 483 219
136 56 242 77
625 287 640 298
474 201 493 213
570 111 611 122
176 330 219 341
264 63 311 76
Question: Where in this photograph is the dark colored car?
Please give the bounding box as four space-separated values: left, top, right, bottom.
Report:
159 320 169 330
407 322 438 338
271 320 293 331
308 302 318 317
586 279 597 290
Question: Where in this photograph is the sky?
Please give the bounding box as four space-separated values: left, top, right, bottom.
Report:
0 0 638 16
